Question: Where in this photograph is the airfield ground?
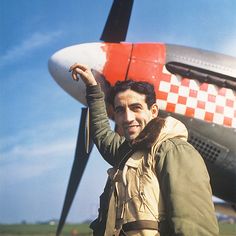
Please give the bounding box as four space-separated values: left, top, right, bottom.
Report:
0 222 235 236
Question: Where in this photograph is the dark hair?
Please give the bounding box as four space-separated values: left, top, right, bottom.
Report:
108 80 156 109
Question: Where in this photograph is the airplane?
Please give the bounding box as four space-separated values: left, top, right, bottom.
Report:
48 0 236 235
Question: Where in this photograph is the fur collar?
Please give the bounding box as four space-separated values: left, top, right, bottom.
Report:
131 117 166 149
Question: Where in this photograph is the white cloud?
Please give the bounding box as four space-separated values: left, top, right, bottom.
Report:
2 139 74 160
0 139 74 185
0 30 63 67
0 117 79 184
0 117 78 152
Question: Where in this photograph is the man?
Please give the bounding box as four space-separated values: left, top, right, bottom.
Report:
70 63 219 236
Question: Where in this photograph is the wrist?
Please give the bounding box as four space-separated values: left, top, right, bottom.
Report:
87 81 98 87
89 80 98 86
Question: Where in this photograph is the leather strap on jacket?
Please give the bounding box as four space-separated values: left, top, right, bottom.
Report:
122 220 159 232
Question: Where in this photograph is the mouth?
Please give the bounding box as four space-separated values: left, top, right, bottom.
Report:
125 125 140 132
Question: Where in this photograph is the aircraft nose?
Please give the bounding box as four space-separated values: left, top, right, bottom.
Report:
48 43 106 104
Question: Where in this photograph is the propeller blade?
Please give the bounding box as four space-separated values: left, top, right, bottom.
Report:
100 0 134 42
56 107 93 236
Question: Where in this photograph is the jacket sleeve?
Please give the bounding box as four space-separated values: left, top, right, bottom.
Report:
86 85 126 166
157 139 219 235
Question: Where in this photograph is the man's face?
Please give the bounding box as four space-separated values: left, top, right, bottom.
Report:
114 89 158 141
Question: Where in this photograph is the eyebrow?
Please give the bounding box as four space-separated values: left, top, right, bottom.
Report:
114 103 143 110
129 103 143 107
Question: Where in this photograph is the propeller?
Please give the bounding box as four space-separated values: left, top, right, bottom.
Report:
56 108 93 236
100 0 134 42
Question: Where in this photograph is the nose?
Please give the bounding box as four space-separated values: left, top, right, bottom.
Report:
124 109 135 122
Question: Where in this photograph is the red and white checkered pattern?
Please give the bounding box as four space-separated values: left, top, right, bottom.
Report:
156 66 236 128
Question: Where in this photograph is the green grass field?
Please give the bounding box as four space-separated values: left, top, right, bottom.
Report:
0 223 92 236
0 222 235 236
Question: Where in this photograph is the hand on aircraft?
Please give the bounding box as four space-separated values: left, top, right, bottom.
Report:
69 63 97 86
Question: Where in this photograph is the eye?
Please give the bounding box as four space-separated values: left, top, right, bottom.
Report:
115 106 124 114
131 104 142 112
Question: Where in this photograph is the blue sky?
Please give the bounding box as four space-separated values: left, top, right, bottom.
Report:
1 0 236 224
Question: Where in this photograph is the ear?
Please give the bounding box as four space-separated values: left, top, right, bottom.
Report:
150 103 158 118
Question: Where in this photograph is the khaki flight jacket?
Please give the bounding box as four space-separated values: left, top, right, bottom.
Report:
86 85 219 236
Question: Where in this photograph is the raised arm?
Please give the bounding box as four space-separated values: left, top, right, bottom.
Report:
69 63 126 166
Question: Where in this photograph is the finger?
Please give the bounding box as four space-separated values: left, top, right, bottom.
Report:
73 67 88 78
69 63 80 72
69 63 89 72
72 71 79 81
71 67 89 81
77 64 89 71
